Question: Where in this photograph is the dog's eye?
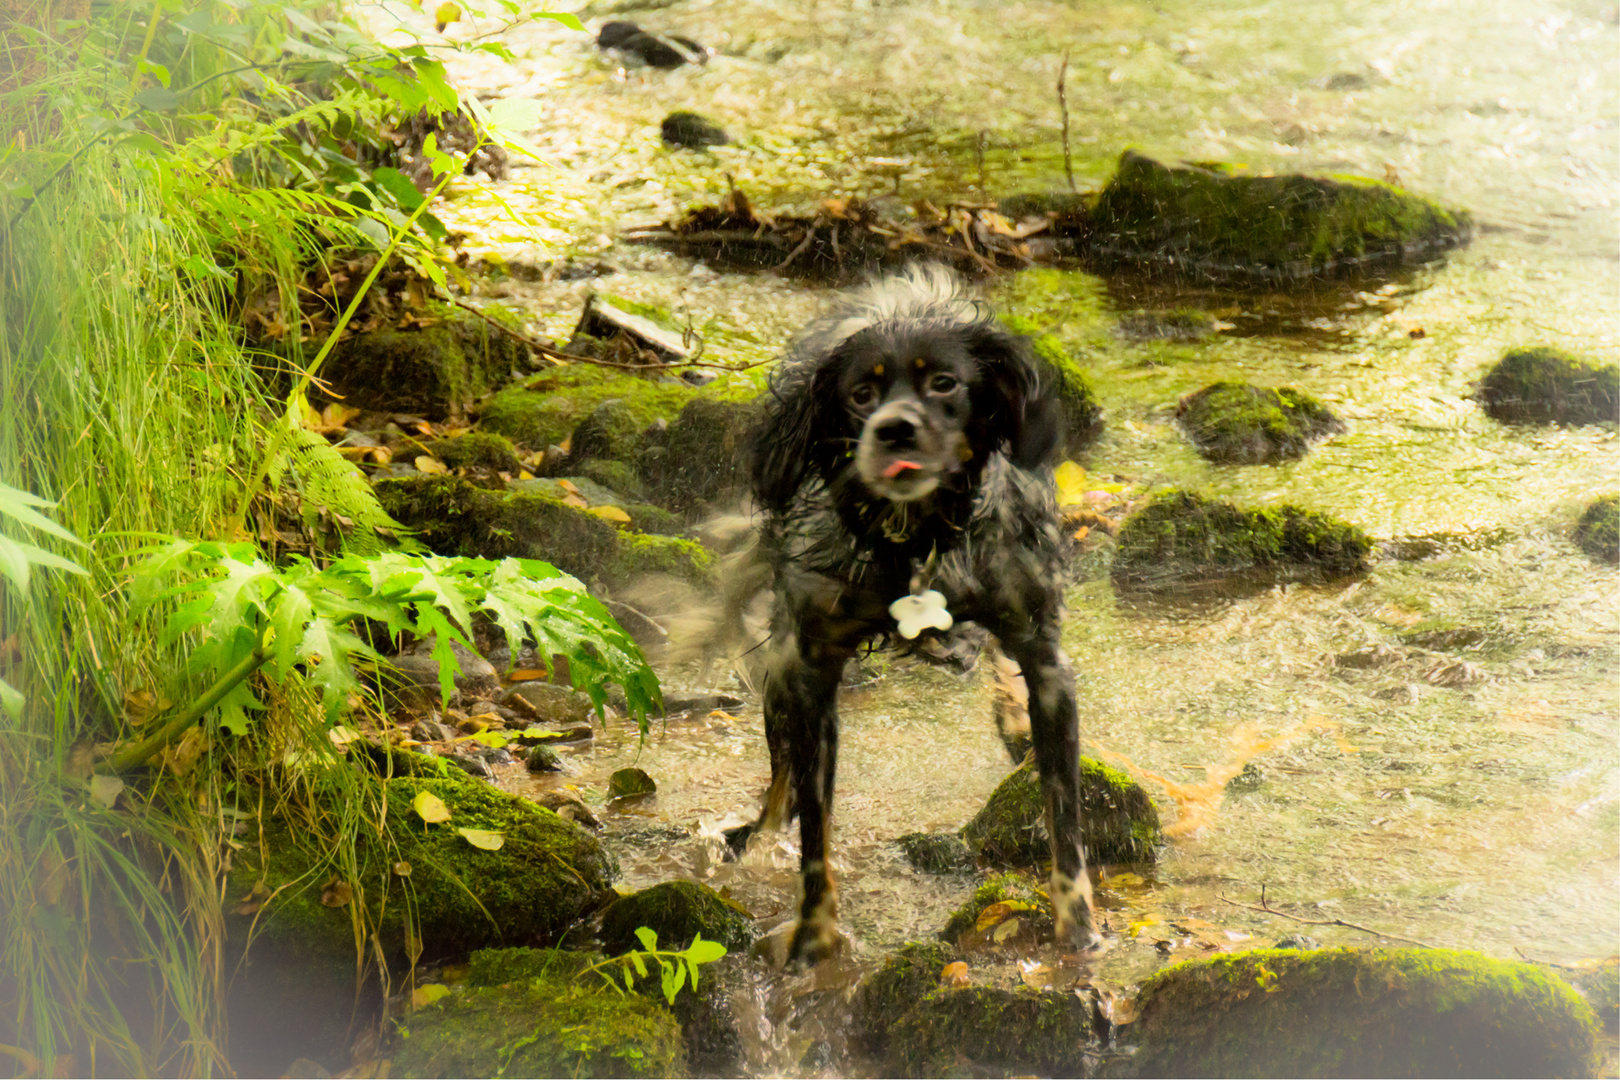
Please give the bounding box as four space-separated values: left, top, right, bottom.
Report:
927 373 960 394
849 383 878 408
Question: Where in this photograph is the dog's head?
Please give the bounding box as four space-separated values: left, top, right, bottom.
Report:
753 265 1062 515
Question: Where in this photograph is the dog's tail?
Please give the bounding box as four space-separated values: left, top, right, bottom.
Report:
662 515 773 690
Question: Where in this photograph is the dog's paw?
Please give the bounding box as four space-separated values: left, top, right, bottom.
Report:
1051 870 1105 952
785 919 846 968
720 822 755 861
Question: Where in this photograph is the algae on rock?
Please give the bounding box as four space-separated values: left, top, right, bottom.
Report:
961 756 1162 867
884 985 1092 1077
1477 346 1619 426
1112 489 1373 593
1176 381 1344 464
1087 150 1472 285
850 942 960 1052
1112 947 1600 1078
937 872 1049 944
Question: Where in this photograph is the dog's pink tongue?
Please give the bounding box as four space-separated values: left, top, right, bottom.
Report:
883 460 923 479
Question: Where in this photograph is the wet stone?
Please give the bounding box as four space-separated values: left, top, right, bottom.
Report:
1175 381 1344 464
599 880 756 955
608 766 657 801
597 20 706 69
960 756 1163 868
896 831 976 874
661 110 729 149
502 681 596 726
850 942 960 1052
525 744 564 772
884 985 1094 1077
1573 493 1618 564
1477 346 1619 426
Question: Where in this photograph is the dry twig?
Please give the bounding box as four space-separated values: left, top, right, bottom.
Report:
1058 50 1076 194
1218 886 1438 949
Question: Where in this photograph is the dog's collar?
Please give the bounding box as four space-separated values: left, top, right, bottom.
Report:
890 545 953 639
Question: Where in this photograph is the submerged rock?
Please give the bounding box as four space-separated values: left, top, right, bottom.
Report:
321 309 528 420
597 20 705 69
599 881 756 955
850 942 960 1052
1117 308 1218 342
1087 150 1472 285
884 985 1093 1077
1574 493 1618 564
896 831 977 874
1111 489 1373 593
392 947 687 1078
374 474 713 588
1477 346 1619 426
1112 947 1600 1078
1176 381 1344 464
1002 315 1105 454
607 766 658 801
661 111 729 149
961 756 1162 867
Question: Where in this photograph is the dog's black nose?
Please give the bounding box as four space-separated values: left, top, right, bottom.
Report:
875 417 917 448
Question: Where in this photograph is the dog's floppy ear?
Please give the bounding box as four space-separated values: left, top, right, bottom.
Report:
752 357 843 512
967 323 1064 470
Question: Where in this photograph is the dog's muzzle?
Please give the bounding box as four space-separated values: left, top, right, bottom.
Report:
855 400 945 501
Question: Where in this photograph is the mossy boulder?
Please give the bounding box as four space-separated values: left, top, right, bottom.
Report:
321 309 528 420
391 954 687 1078
576 458 647 501
225 771 616 1075
938 872 1049 943
850 942 959 1051
429 431 520 472
961 756 1162 868
1087 150 1472 285
479 365 702 450
896 831 976 874
599 881 756 955
641 397 763 514
1478 346 1619 426
1112 489 1373 593
1112 947 1601 1078
374 474 713 588
1003 315 1105 454
1574 494 1619 564
884 985 1092 1077
1176 382 1344 464
572 399 654 463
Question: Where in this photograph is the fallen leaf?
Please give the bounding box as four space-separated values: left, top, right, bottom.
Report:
561 493 588 509
975 900 1036 933
506 668 550 682
162 724 207 776
414 456 448 475
1018 960 1054 988
587 505 632 526
1054 460 1088 508
328 725 362 747
940 961 971 987
992 916 1024 943
412 982 451 1009
1127 914 1163 938
320 879 353 907
708 710 738 722
394 861 412 877
413 790 452 824
557 479 581 496
1106 871 1146 887
462 730 509 749
457 827 504 851
88 774 124 810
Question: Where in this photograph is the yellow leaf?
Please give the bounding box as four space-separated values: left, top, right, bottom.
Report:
434 2 460 29
992 916 1023 943
415 456 448 475
974 900 1035 933
557 479 581 496
320 879 353 907
1128 913 1163 939
587 505 632 526
412 983 451 1009
413 790 452 824
1054 460 1088 508
457 827 505 851
1107 871 1146 887
940 961 970 987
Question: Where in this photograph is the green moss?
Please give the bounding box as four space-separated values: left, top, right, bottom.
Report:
391 970 687 1078
576 458 646 500
1176 381 1344 464
1118 308 1216 342
621 502 684 536
430 431 520 472
612 532 714 583
599 881 756 955
1088 151 1473 284
571 399 653 464
850 942 959 1052
1002 314 1104 454
896 831 976 874
468 946 599 986
321 307 527 421
885 985 1091 1077
1574 493 1619 564
1479 346 1619 426
938 872 1047 943
1114 947 1601 1078
1112 489 1373 593
960 756 1162 868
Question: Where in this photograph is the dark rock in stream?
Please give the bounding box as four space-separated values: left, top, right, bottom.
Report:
1086 150 1473 285
1176 381 1344 464
318 309 528 420
392 947 688 1078
599 881 757 955
1574 493 1619 564
225 770 616 1076
937 872 1052 945
427 430 521 473
597 20 707 69
608 766 658 801
1477 346 1619 426
503 681 596 725
851 942 961 1052
525 743 564 771
897 831 977 874
1111 489 1373 594
961 756 1163 868
661 111 729 149
1107 947 1600 1078
884 985 1094 1077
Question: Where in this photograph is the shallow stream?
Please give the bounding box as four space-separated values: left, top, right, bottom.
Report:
366 0 1618 1071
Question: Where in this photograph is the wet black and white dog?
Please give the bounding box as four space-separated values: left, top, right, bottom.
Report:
734 264 1099 964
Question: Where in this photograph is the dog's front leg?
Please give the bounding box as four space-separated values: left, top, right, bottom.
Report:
765 634 851 966
1005 629 1102 951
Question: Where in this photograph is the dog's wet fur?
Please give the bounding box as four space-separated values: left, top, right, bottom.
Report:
727 264 1100 964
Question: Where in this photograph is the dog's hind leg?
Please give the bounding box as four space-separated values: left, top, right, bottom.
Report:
988 646 1033 764
1002 627 1102 951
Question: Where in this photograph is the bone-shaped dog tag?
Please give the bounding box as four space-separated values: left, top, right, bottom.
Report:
890 589 953 639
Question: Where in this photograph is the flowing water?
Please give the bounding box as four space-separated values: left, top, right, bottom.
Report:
365 0 1618 1070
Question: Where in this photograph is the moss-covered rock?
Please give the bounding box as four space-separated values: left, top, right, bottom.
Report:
599 881 756 955
374 474 713 587
225 771 616 1075
938 872 1049 944
960 755 1162 868
577 458 648 501
468 945 599 986
641 397 763 515
573 399 654 463
1087 150 1472 285
479 365 702 450
884 985 1092 1077
322 308 528 420
1478 346 1619 426
607 767 658 801
1002 315 1105 454
391 960 687 1078
1176 382 1344 464
429 431 521 472
1112 947 1601 1078
1112 489 1373 592
1574 494 1619 564
897 831 976 874
850 942 959 1051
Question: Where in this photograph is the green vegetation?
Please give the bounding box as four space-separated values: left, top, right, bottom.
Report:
938 872 1049 942
1114 947 1600 1078
885 985 1091 1077
1478 346 1620 426
961 756 1163 866
1176 381 1344 464
1002 314 1105 453
1573 494 1619 564
599 881 757 955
